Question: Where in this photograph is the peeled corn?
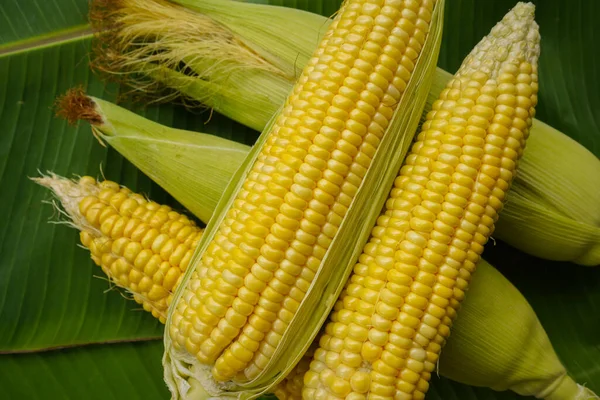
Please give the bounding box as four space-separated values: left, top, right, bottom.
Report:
163 0 446 397
303 4 540 399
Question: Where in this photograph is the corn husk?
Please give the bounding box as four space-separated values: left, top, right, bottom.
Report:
442 260 598 400
170 0 324 79
89 0 305 131
56 88 248 223
161 2 447 398
90 0 600 266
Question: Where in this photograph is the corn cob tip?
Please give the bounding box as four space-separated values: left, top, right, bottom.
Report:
458 1 539 82
577 385 599 400
55 87 103 126
504 2 540 63
32 173 102 234
36 172 203 323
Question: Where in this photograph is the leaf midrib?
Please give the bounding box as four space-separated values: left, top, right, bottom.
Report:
0 335 161 355
0 24 92 58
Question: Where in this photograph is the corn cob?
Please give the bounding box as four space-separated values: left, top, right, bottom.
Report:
163 0 445 397
33 173 303 398
33 174 203 323
89 0 600 267
288 259 598 400
303 3 540 399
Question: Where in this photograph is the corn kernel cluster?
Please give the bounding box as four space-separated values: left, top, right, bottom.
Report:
76 176 203 323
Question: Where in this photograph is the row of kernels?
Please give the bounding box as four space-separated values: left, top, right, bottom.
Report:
396 61 537 396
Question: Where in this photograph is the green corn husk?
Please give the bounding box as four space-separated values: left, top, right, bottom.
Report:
159 1 446 398
59 96 599 400
90 0 600 266
171 0 325 79
441 260 597 400
89 0 304 131
55 88 248 223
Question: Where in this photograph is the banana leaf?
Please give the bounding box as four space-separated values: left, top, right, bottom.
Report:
0 0 598 399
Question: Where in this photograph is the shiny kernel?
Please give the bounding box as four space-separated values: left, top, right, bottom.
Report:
340 350 363 368
361 342 382 362
400 368 421 384
350 371 370 393
163 267 181 291
147 285 168 301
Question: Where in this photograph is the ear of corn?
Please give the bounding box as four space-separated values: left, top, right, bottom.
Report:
32 174 204 323
428 69 600 266
162 0 446 398
90 0 600 267
280 260 597 400
303 4 540 399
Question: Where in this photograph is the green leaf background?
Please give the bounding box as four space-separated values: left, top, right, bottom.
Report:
0 0 598 399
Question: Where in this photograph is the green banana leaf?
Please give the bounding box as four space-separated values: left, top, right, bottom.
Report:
0 0 598 399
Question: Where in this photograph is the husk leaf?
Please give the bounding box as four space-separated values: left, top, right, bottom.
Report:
89 0 295 131
162 2 446 398
144 64 289 132
441 259 590 399
56 88 248 223
90 0 600 265
171 0 327 79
